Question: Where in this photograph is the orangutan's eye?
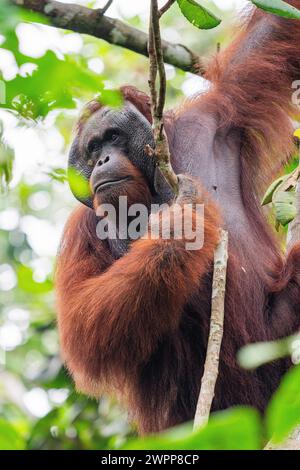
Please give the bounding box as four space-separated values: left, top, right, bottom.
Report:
87 139 101 154
105 129 119 143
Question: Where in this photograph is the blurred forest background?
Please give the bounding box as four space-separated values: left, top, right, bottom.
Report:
2 0 295 451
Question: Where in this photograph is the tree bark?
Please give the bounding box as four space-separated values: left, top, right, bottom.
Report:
12 0 204 74
193 229 228 430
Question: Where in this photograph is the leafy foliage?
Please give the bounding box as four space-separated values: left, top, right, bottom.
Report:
1 35 104 120
261 130 300 229
0 419 25 450
0 137 14 191
67 168 91 200
250 0 300 18
124 408 262 450
261 173 290 206
1 0 300 452
0 0 208 451
177 0 221 29
272 190 297 226
267 365 300 443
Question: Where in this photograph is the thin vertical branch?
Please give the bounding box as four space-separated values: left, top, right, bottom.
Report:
148 7 158 120
151 0 167 125
265 427 300 450
193 230 228 430
147 0 228 431
148 0 178 193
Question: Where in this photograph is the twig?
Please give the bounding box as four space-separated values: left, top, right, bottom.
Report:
265 428 300 450
151 0 167 124
12 0 203 74
193 230 228 430
98 0 113 16
158 0 176 18
148 11 158 121
148 0 178 193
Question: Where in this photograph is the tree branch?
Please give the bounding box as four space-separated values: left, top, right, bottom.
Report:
148 14 158 122
194 229 228 430
12 0 203 74
158 0 176 18
98 0 113 16
265 427 300 450
151 1 167 122
148 0 178 193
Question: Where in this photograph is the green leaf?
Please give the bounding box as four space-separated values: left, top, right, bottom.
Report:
273 190 296 226
1 46 104 119
98 89 123 108
0 139 14 191
46 168 68 184
0 0 20 35
177 0 221 30
17 265 53 294
124 407 262 450
250 0 300 19
267 365 300 443
238 337 293 370
0 419 25 450
68 167 91 200
261 174 289 206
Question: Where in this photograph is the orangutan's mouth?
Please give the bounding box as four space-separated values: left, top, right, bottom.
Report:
94 176 131 192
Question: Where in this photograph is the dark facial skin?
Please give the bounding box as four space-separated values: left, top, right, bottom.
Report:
68 101 174 258
68 102 174 209
85 111 152 210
